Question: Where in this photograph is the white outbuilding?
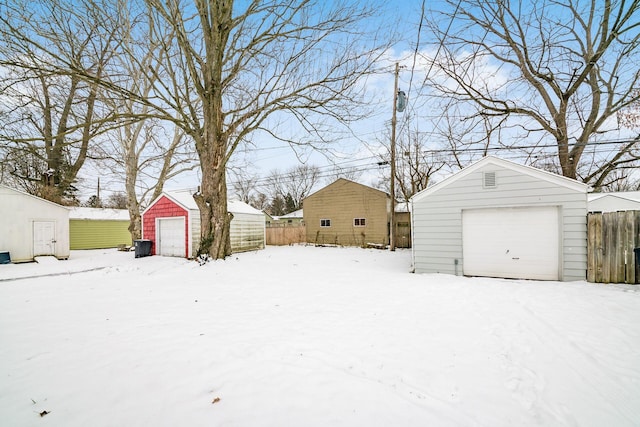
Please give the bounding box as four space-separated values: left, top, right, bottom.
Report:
141 190 265 258
410 156 589 281
0 184 70 263
587 191 640 212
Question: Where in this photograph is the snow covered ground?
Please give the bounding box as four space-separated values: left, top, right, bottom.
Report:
1 246 639 426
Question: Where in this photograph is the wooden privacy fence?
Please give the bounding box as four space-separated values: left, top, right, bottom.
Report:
587 211 640 284
266 224 306 246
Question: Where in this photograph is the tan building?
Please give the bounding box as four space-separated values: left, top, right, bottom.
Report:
304 179 390 247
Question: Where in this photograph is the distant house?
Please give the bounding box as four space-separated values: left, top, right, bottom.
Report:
69 207 131 250
588 191 640 212
303 179 390 247
0 184 70 262
141 190 265 258
411 156 589 281
271 209 304 226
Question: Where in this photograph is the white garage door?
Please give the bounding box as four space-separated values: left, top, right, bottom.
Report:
462 206 560 280
157 217 186 257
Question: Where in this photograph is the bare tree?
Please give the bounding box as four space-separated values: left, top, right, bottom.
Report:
395 133 446 202
0 0 122 203
230 170 261 204
422 0 640 186
374 119 448 202
264 164 321 212
91 4 199 241
2 0 393 258
106 192 129 209
323 165 364 184
135 0 389 258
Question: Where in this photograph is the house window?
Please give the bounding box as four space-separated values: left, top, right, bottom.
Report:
320 219 331 227
354 218 366 226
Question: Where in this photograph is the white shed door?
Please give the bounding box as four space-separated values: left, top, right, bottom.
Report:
33 221 56 256
157 217 186 257
462 206 559 280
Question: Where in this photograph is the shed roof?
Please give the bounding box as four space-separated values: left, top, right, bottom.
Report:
0 184 70 211
278 208 304 219
411 156 589 203
145 190 264 216
587 191 640 212
70 207 129 220
228 199 264 216
588 191 640 203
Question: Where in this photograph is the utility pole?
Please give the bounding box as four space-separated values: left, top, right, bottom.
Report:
390 62 399 251
390 63 406 251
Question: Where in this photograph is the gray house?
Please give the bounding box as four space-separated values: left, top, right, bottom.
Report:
410 156 589 281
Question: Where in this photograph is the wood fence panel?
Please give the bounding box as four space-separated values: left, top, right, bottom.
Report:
587 213 598 282
587 211 640 284
625 211 636 284
266 225 306 246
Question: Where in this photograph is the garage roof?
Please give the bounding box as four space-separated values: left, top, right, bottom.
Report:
411 156 589 203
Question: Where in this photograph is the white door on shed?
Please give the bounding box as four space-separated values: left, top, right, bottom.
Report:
157 217 186 257
462 206 560 280
33 221 56 256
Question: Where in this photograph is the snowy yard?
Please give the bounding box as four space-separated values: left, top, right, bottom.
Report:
1 246 639 426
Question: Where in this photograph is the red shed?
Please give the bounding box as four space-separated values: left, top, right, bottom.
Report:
142 190 265 258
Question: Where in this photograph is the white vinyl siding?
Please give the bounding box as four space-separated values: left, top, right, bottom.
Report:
411 158 588 281
230 212 265 253
0 185 70 262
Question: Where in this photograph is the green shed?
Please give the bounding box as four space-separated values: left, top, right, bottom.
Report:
69 207 132 250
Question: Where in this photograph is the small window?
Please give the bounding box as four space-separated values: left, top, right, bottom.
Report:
354 218 366 226
483 171 496 188
320 219 331 227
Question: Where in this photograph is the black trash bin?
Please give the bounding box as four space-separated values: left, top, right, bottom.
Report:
134 239 153 258
634 248 640 284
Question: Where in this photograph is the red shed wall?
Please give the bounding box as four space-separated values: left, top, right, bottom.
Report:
142 196 189 257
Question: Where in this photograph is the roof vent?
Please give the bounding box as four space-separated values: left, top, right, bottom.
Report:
483 171 496 188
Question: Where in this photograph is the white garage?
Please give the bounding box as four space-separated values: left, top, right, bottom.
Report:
410 156 589 281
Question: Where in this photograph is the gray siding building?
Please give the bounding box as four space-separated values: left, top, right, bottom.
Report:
410 156 589 281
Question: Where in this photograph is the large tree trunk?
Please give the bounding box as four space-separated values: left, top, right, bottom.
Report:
194 133 232 259
194 164 232 259
125 173 142 242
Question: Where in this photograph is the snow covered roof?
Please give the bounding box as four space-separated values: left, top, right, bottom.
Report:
69 207 129 221
228 199 264 216
588 191 640 203
587 191 640 212
279 208 303 219
165 190 198 210
160 190 264 216
0 184 70 211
